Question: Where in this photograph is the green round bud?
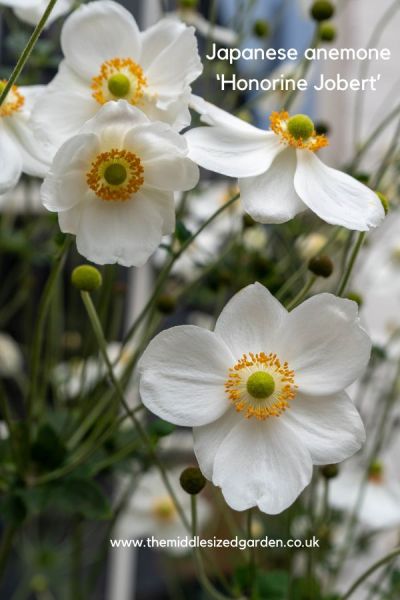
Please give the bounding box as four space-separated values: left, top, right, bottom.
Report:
180 467 206 495
321 464 339 479
246 371 275 399
30 574 48 593
319 21 336 42
71 265 102 292
179 0 198 8
347 292 363 307
104 163 127 186
315 121 330 135
376 191 389 214
107 73 130 98
287 114 315 140
156 294 177 314
253 19 270 38
310 1 335 22
368 460 383 479
308 255 334 278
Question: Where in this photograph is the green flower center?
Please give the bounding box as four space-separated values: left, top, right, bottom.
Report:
246 371 275 399
107 73 131 98
287 114 315 140
104 163 128 186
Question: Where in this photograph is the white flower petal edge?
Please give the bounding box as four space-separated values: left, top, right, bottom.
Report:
0 127 22 194
139 283 369 514
139 325 234 426
212 417 313 514
187 100 385 230
41 101 199 267
294 150 384 231
284 391 366 464
281 293 372 396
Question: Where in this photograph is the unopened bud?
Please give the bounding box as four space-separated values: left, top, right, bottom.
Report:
180 466 206 495
71 265 102 292
253 19 270 38
321 464 339 479
308 255 334 278
156 294 177 314
319 22 336 42
310 0 335 21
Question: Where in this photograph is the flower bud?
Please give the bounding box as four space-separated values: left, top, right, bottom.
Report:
180 466 206 495
321 464 339 479
376 191 389 214
308 255 334 278
347 292 363 307
71 265 102 292
156 294 177 314
319 22 336 42
310 0 335 21
252 19 270 38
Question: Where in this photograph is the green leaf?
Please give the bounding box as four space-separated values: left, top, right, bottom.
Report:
257 570 290 599
31 424 67 471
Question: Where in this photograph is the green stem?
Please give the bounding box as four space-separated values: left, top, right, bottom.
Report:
341 547 400 600
191 496 239 600
0 0 60 105
286 276 317 311
29 236 71 419
336 232 366 297
123 193 240 345
80 291 191 531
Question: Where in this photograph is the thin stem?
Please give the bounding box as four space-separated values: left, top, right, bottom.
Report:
283 30 319 111
191 496 239 600
342 547 400 600
286 276 317 311
80 291 191 531
123 193 240 346
29 236 71 419
336 232 366 297
0 0 60 105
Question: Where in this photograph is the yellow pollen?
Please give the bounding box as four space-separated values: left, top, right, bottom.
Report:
86 149 144 201
152 496 177 523
0 80 25 117
92 57 147 105
225 352 298 420
269 111 328 152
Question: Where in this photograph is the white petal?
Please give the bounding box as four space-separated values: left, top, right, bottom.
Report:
144 156 199 191
7 108 51 177
239 148 306 224
212 417 313 514
214 282 287 358
75 190 166 267
185 126 282 178
294 150 385 231
58 204 82 234
61 0 141 80
41 170 88 213
0 127 22 194
190 95 258 130
32 89 97 150
13 0 73 27
193 408 242 479
144 20 202 103
282 294 371 395
139 326 233 426
123 120 188 160
284 392 365 465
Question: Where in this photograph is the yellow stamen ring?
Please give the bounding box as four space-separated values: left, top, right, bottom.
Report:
86 149 144 202
92 57 147 105
225 352 298 420
270 111 328 152
0 80 25 117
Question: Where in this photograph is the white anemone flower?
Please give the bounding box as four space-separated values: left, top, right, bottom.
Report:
116 467 211 554
41 101 199 267
1 0 74 27
32 0 203 151
0 84 49 194
139 283 368 514
328 460 400 530
185 96 384 231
